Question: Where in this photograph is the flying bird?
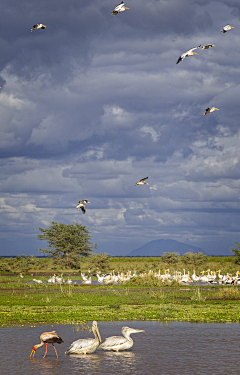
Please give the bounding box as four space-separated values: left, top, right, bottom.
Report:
203 107 219 116
76 200 90 214
221 25 235 33
98 326 144 352
31 24 46 32
135 177 149 186
65 321 101 354
111 1 129 15
202 44 215 49
29 331 63 359
176 45 201 64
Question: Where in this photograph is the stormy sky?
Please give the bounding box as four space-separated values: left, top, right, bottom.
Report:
0 0 240 256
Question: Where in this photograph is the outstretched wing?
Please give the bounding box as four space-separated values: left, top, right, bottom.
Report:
185 45 201 54
114 1 124 11
176 56 183 64
139 177 148 182
81 205 86 214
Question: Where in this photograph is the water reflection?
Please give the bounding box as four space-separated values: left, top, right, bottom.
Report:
30 358 62 375
1 322 240 375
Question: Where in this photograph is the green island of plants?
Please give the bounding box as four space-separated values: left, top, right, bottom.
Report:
1 223 240 327
1 255 240 327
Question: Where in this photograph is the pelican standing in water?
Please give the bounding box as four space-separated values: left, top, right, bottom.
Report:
76 200 90 214
221 25 235 33
65 321 101 354
176 45 201 64
31 24 46 32
98 326 144 352
111 1 129 15
30 331 64 358
203 107 219 116
135 177 149 186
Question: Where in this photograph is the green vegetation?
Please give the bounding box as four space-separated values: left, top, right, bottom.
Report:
1 255 240 327
0 254 238 276
161 252 180 264
182 252 206 266
37 221 97 268
0 276 240 327
231 242 240 264
90 253 110 272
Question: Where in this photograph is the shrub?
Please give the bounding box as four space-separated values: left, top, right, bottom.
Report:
161 252 180 265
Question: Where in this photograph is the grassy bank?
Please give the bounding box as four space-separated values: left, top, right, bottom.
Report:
1 275 240 327
0 255 239 276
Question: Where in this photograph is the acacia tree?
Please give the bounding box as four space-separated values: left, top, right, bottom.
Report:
90 253 110 272
161 252 180 265
182 252 206 267
37 221 97 268
231 242 240 264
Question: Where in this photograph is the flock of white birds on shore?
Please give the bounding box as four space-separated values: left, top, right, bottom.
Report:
30 268 240 285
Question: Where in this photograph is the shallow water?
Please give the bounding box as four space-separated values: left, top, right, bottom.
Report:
1 321 240 375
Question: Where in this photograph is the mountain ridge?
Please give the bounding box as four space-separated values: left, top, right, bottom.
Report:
127 239 207 256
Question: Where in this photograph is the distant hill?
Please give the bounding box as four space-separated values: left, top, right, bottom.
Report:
127 239 207 256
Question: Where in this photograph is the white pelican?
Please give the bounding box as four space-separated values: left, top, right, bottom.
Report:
98 326 144 352
176 45 201 64
203 107 219 116
30 331 63 359
111 1 129 15
81 272 92 284
55 274 65 284
65 321 101 354
135 177 149 186
76 200 90 214
33 278 43 284
31 24 46 32
221 25 235 33
191 270 200 282
202 44 215 49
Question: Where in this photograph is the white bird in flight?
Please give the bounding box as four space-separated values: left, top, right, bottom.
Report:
176 45 201 64
31 24 46 32
203 107 219 116
135 177 149 186
76 200 90 214
221 25 235 33
202 44 215 49
111 1 129 15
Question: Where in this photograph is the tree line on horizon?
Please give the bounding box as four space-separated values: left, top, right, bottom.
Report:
1 222 240 273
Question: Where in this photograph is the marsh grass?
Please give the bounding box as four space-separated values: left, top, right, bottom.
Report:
1 272 240 326
148 289 165 300
1 255 239 277
125 275 179 288
216 287 239 299
191 288 206 303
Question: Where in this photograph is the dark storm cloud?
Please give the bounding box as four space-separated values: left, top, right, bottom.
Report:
0 0 240 255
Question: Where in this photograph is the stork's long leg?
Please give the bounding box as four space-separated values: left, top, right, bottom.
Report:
52 344 58 358
43 343 48 358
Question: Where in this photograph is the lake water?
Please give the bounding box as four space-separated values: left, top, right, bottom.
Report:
1 321 239 375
